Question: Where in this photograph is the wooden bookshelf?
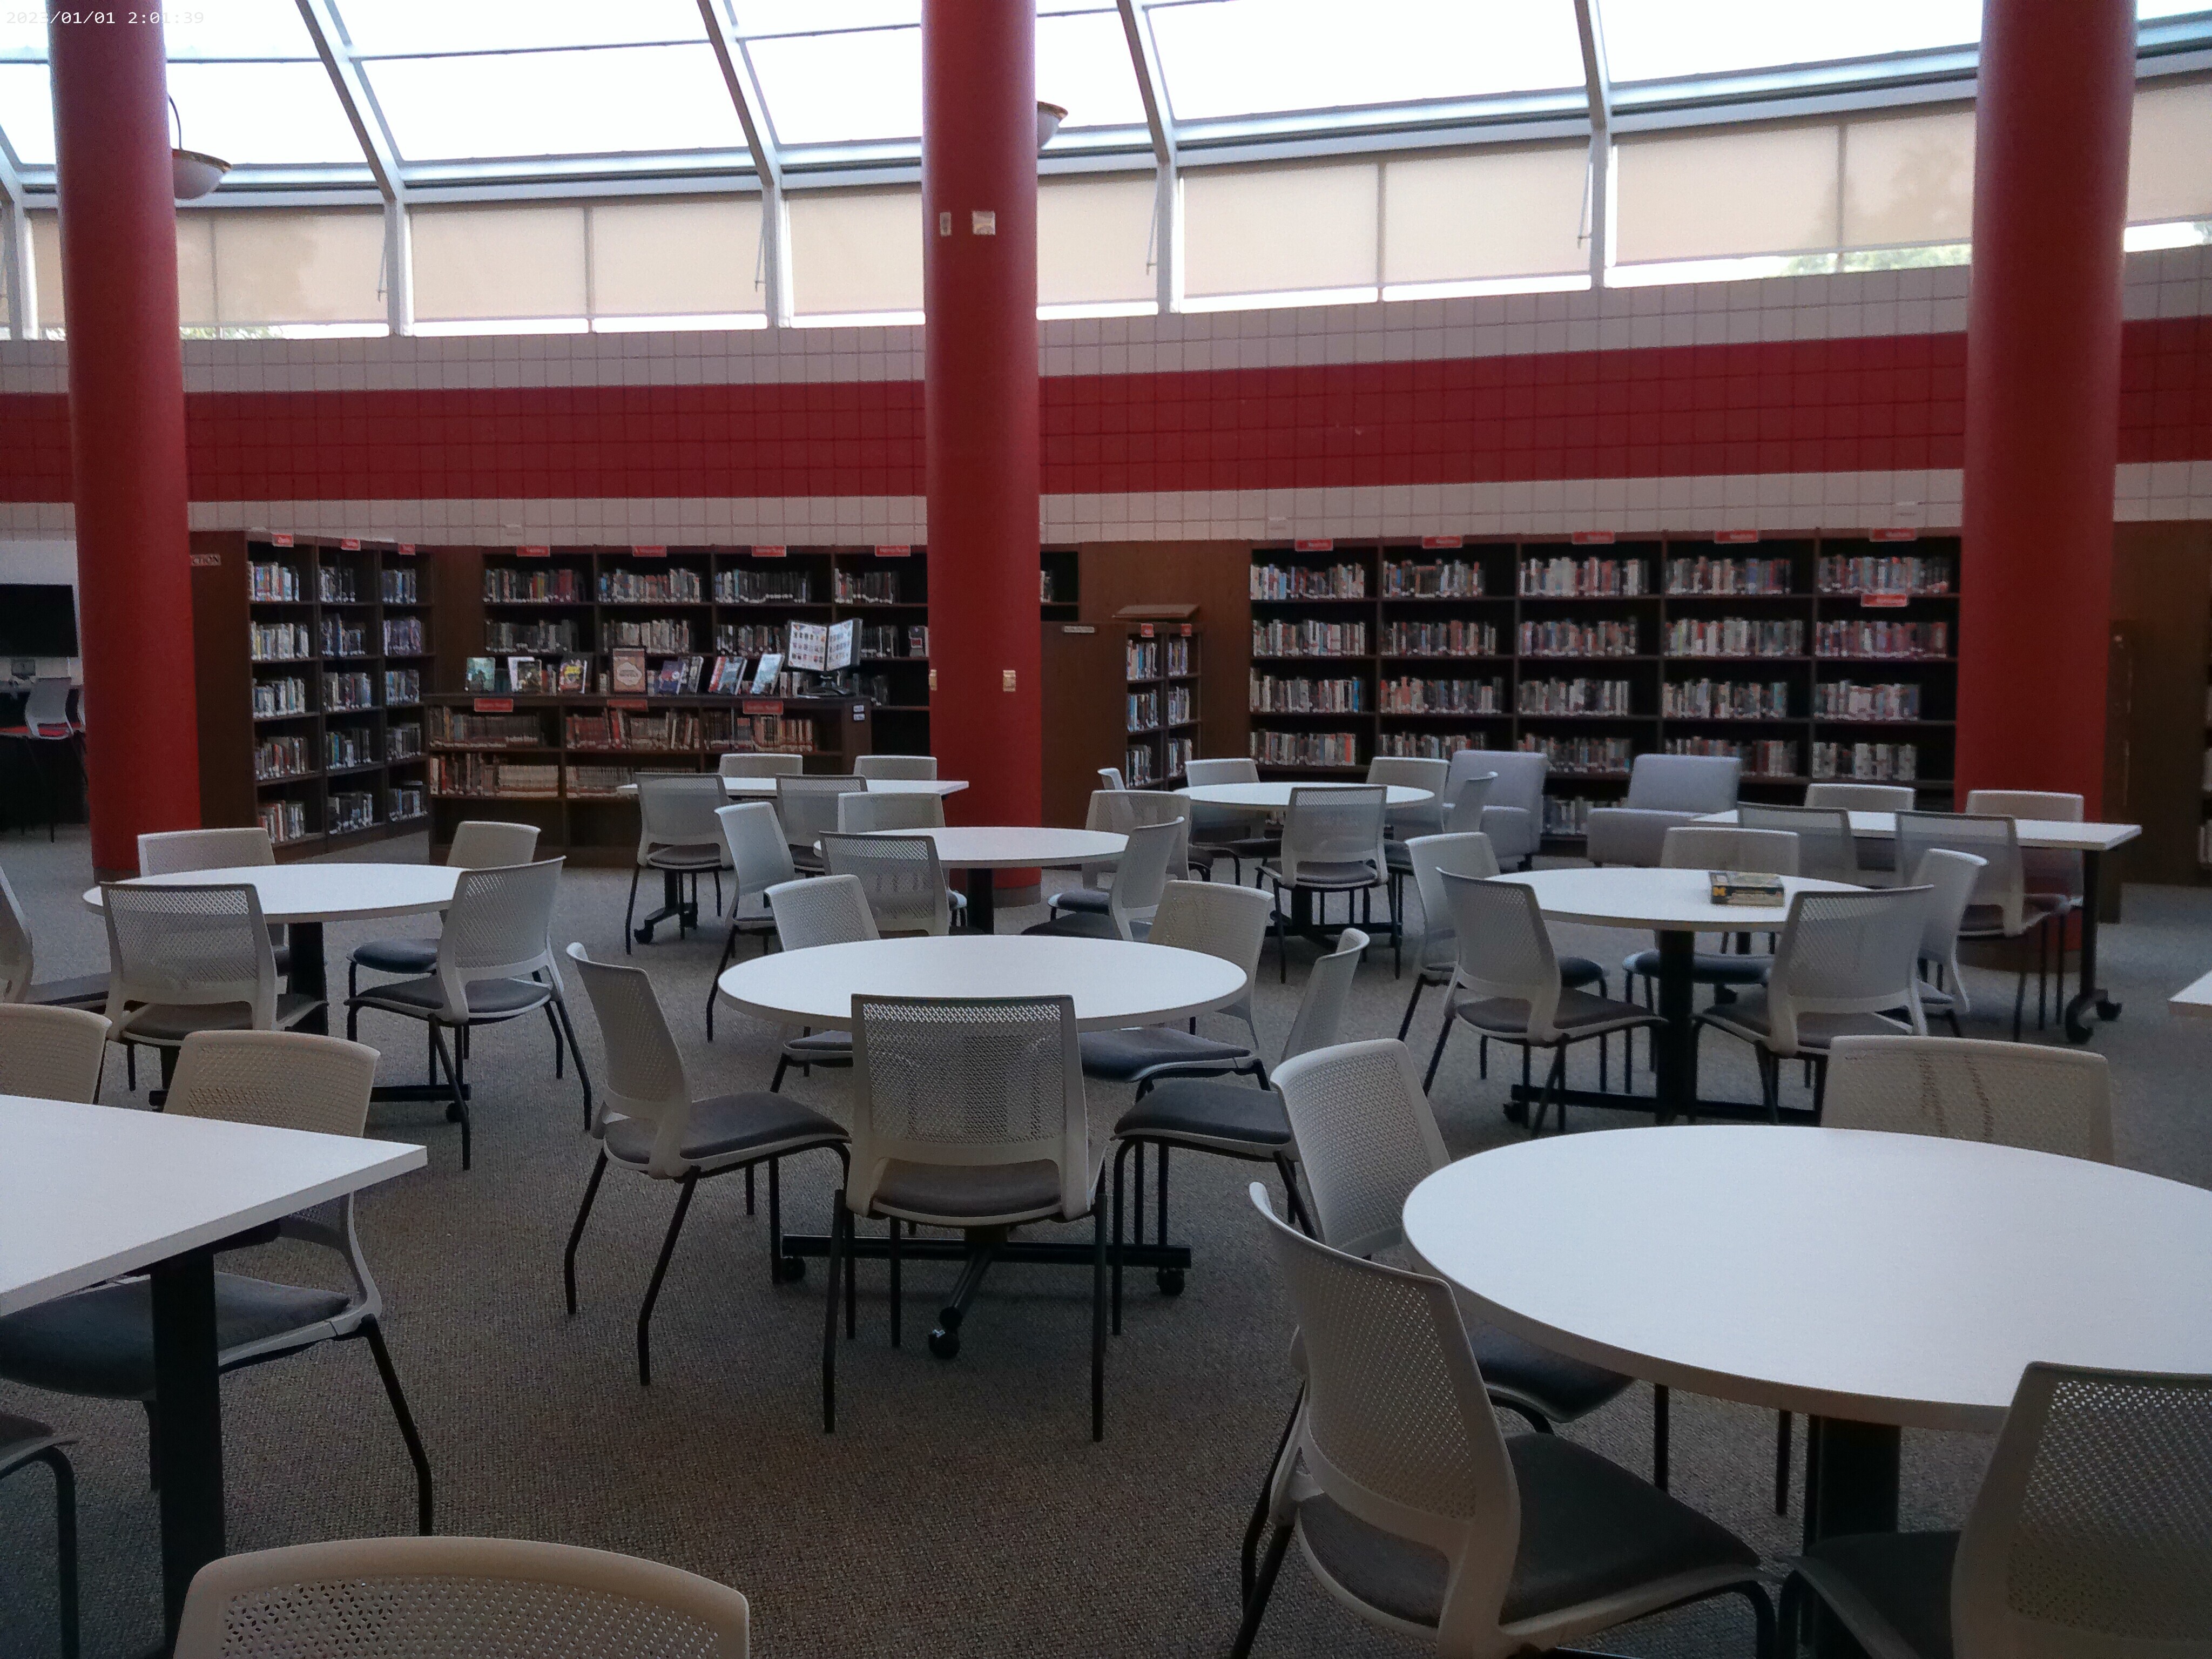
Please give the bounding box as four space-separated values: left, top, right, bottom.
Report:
1118 607 1200 789
1245 533 1961 845
188 531 432 859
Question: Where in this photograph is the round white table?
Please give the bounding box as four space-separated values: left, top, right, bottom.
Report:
855 826 1128 933
1177 781 1433 810
1405 1125 2212 1546
613 777 969 799
1493 867 1863 1125
717 933 1237 1031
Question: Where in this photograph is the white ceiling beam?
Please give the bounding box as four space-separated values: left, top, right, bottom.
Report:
696 0 791 327
0 143 34 340
1574 0 1614 287
1117 0 1179 313
296 0 413 332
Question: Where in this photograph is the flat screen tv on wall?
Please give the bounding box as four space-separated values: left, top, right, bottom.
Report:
0 584 78 656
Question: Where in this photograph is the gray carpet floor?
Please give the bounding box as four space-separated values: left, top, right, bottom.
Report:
3 822 2209 1658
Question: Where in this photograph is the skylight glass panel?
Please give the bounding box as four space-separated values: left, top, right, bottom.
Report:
336 0 708 55
1145 0 1586 123
747 26 923 146
1600 0 1982 84
730 2 919 32
1037 9 1147 131
367 44 746 160
0 64 51 165
170 62 371 164
165 0 323 58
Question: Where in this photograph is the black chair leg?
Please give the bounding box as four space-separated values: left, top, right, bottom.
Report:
30 1445 77 1659
550 995 593 1128
358 1316 435 1535
623 865 642 954
1242 1388 1302 1603
1274 1153 1312 1236
1422 1012 1454 1091
1398 974 1426 1040
822 1195 846 1432
1743 1582 1778 1659
428 1025 470 1169
706 925 743 1040
1775 1410 1793 1514
1230 1524 1294 1659
1111 1138 1132 1334
544 1002 564 1078
1653 1382 1670 1489
887 1215 901 1347
563 1150 608 1314
746 1163 756 1215
636 1171 699 1386
1092 1170 1107 1442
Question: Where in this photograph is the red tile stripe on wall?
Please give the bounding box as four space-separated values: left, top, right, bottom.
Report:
0 318 2206 505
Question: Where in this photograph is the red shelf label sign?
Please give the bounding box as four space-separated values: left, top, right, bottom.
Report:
631 544 667 558
1870 527 1920 542
269 533 294 548
741 699 785 716
1138 623 1156 638
1715 529 1760 544
1179 623 1194 637
1292 538 1334 552
609 697 649 712
518 544 550 558
396 543 416 556
751 544 787 558
339 537 361 551
473 697 514 714
1571 530 1615 545
874 544 912 557
1420 535 1464 550
1861 594 1910 609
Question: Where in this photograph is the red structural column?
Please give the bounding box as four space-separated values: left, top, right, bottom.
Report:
922 0 1041 849
1956 0 2135 807
50 16 199 874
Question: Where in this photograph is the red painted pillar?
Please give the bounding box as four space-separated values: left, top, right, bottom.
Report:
922 0 1041 850
50 15 199 874
1956 0 2134 809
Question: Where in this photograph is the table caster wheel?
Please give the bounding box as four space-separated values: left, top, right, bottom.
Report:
1156 1267 1185 1296
775 1255 806 1283
928 1326 961 1359
1503 1100 1528 1126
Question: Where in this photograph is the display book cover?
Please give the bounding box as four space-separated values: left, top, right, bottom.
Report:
1708 871 1785 906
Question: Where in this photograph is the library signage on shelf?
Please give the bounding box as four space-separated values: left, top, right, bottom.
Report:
518 545 551 558
874 544 912 557
610 698 649 711
474 697 514 714
1293 538 1334 552
397 544 416 555
1861 594 1910 609
741 699 784 716
1421 535 1464 550
1871 528 1920 542
1715 530 1760 544
1572 531 1615 545
270 534 294 548
340 538 361 551
631 545 667 558
189 551 222 568
752 544 787 558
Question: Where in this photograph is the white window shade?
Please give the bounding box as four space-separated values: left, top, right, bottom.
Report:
30 211 59 334
1381 145 1588 287
1038 173 1156 308
2129 78 2212 225
588 198 765 319
1840 107 1975 249
412 205 588 323
1615 123 1841 265
1182 161 1380 300
210 210 386 326
176 215 217 330
786 187 923 320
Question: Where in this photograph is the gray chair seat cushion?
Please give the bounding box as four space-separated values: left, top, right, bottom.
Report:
1622 947 1772 987
1297 1432 1757 1630
1696 990 1908 1053
350 936 438 975
1449 987 1658 1038
870 1157 1063 1223
0 1273 350 1400
26 973 110 1009
1470 1323 1635 1425
1792 1532 1958 1659
1557 956 1606 990
1959 898 2068 939
1263 859 1380 891
603 1091 846 1168
1023 911 1125 940
1385 840 1414 873
644 844 725 871
783 1030 852 1065
1049 887 1113 915
1114 1077 1290 1151
1080 1026 1252 1082
121 992 321 1043
350 976 551 1019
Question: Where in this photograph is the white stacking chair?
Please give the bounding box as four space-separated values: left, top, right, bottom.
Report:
3 677 81 840
1108 927 1368 1328
1824 1034 2113 1161
1097 765 1127 791
825 994 1108 1439
1184 756 1274 881
762 874 878 1094
349 820 540 997
139 826 291 976
720 751 803 779
1895 811 2066 1040
1263 785 1387 981
0 865 108 1009
819 833 953 938
1442 756 1499 835
1780 1363 2212 1659
1804 781 1917 873
1077 879 1272 1090
1964 788 2085 911
1026 818 1179 941
625 774 729 953
563 945 849 1385
1904 847 1986 1034
0 1411 74 1659
175 1536 750 1659
706 802 797 1041
1234 1181 1770 1659
854 753 937 781
0 1030 434 1536
1475 751 1548 871
838 790 946 833
1584 753 1743 867
1620 825 1802 1017
1738 801 1860 884
1397 831 1501 1040
346 859 590 1168
0 1003 110 1102
775 774 867 872
1049 790 1191 922
1370 756 1449 969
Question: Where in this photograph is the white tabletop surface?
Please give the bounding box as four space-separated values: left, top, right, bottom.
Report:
1404 1126 2212 1432
0 1093 425 1316
83 863 458 924
1698 809 2141 854
717 934 1244 1032
1178 782 1433 808
1496 866 1863 931
614 778 968 798
854 826 1128 870
2170 968 2212 1020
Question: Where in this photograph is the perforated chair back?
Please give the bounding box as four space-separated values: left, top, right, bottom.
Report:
1896 812 2031 932
103 882 279 1029
1965 789 2086 906
1247 1182 1514 1652
855 754 937 781
1659 825 1801 875
1439 871 1566 1040
138 827 275 876
1281 928 1370 1065
1911 847 1986 989
166 1030 378 1138
1626 752 1742 813
1764 885 1931 1050
1822 1035 2112 1161
1184 758 1258 786
720 752 803 779
1404 832 1500 974
849 995 1091 1221
1092 819 1179 938
1443 767 1497 834
767 874 880 950
22 677 71 735
838 791 946 833
0 1003 110 1101
1183 757 1262 842
0 865 34 1001
1952 1363 2212 1659
1474 751 1548 865
819 833 951 938
1738 803 1857 882
1084 790 1192 879
1273 1037 1446 1258
173 1535 752 1659
430 859 565 1017
1097 766 1127 791
716 802 797 904
565 943 693 1166
1147 879 1272 1039
446 820 541 869
1368 756 1449 837
635 774 729 864
775 774 867 854
1279 786 1387 887
1803 782 1917 813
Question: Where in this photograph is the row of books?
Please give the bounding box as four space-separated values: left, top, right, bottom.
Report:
253 677 309 718
1383 621 1499 658
1250 730 1361 768
1521 557 1647 597
429 756 562 797
428 709 545 747
486 619 580 653
1521 620 1639 658
1252 563 1367 601
258 799 311 844
1812 743 1918 781
1663 680 1791 719
382 618 425 655
1128 690 1162 733
718 624 788 656
601 570 703 603
250 622 312 662
1377 732 1489 759
484 569 585 604
1664 737 1800 778
267 669 417 712
1383 677 1505 715
381 569 419 604
388 723 423 760
1381 559 1482 598
326 672 376 712
1124 745 1159 786
835 570 909 604
1518 735 1633 775
1519 678 1631 716
318 569 361 604
254 736 313 780
567 711 704 752
329 791 378 835
325 727 376 770
857 624 927 661
1816 556 1952 595
250 562 302 602
1166 684 1195 725
1815 621 1949 659
1253 620 1370 658
1665 619 1806 659
1664 557 1792 595
605 619 692 652
320 618 367 657
390 784 426 821
1164 736 1195 779
1250 674 1364 714
1542 795 1600 835
1165 638 1193 677
718 571 812 604
388 669 422 706
1128 640 1162 682
1813 682 1924 721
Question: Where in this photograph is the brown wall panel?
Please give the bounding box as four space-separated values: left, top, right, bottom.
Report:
187 529 253 829
1076 541 1253 767
2108 522 2212 886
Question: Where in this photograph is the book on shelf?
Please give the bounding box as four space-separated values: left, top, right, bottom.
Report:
465 657 497 692
508 657 546 695
557 659 589 693
787 622 828 672
750 652 783 693
827 619 857 672
610 649 649 694
650 658 688 696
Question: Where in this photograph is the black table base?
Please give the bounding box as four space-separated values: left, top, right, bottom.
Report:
2062 846 2122 1043
633 870 699 947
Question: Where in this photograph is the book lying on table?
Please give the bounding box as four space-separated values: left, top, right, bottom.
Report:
1709 871 1786 907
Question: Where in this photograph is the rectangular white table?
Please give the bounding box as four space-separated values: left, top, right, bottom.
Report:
1700 809 2142 1042
2169 968 2212 1020
0 1094 423 1644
